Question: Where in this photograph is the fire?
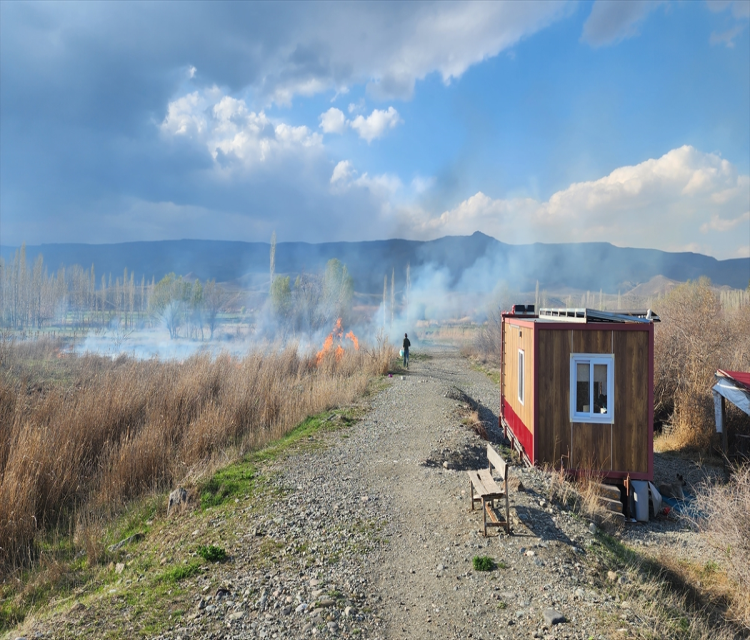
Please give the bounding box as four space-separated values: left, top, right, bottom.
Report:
316 319 359 365
345 331 359 350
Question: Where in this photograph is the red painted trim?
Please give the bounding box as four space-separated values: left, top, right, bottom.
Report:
503 398 533 462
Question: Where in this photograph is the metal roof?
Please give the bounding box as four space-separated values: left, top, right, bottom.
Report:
537 308 660 324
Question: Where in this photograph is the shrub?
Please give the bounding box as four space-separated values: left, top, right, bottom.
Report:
472 556 495 571
197 545 227 563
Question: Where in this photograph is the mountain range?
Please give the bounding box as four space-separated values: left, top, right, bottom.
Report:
2 233 748 294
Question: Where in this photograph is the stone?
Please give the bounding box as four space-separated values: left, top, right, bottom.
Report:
344 606 356 617
542 608 566 625
108 532 144 552
607 571 618 582
443 461 453 469
589 523 598 534
295 603 308 614
317 598 335 607
327 621 339 632
168 487 188 515
115 562 125 574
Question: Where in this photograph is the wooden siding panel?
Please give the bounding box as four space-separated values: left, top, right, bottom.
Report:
536 329 571 468
572 423 612 471
612 330 650 473
573 330 612 355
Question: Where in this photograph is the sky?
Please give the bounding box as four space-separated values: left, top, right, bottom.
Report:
1 0 749 259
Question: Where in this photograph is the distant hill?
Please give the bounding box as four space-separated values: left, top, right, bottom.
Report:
2 233 748 294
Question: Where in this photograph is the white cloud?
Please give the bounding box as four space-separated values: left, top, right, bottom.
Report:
403 146 750 259
700 211 750 233
319 107 347 134
161 87 322 167
330 160 354 184
349 107 402 142
582 0 664 47
329 159 401 198
319 105 403 141
259 2 572 102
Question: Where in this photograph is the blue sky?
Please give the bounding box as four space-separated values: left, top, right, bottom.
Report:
1 1 748 258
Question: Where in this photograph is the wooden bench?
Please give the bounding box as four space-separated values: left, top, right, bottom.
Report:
468 444 510 536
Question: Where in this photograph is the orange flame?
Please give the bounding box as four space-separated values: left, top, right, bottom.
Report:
345 331 359 350
316 333 334 365
316 318 359 366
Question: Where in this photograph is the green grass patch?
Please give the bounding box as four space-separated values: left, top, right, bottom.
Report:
200 463 257 509
197 545 227 563
159 561 202 583
473 556 496 571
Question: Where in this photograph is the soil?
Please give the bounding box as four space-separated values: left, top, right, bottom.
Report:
11 346 729 640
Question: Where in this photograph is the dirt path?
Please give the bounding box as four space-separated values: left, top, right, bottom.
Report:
340 347 617 640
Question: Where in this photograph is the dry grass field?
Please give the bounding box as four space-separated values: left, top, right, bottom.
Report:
0 336 393 579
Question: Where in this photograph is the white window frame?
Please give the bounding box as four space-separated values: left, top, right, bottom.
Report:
570 353 614 424
518 349 525 405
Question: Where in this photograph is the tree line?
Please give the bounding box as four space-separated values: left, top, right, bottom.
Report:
0 245 227 339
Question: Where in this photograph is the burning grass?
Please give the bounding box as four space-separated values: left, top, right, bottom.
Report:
0 337 392 579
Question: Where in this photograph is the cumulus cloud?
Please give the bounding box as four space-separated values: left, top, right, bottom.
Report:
349 107 402 142
700 211 750 233
161 87 321 166
582 0 664 47
319 106 402 141
406 146 750 259
319 107 347 134
329 159 402 199
330 160 354 184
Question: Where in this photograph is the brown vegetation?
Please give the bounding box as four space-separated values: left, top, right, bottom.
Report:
654 278 750 451
0 337 393 576
691 464 750 627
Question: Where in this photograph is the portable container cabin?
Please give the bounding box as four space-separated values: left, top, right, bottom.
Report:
500 306 658 482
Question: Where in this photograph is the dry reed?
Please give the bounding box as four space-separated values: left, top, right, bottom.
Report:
654 279 750 451
690 465 750 628
0 339 392 576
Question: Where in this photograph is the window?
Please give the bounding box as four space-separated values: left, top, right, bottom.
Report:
518 349 525 405
570 354 614 423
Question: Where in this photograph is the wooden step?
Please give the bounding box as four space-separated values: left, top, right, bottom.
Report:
597 496 623 513
592 482 621 501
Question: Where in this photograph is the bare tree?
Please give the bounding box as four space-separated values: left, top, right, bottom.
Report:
203 279 226 340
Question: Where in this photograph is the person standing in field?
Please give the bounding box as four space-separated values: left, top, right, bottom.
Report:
403 333 411 368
